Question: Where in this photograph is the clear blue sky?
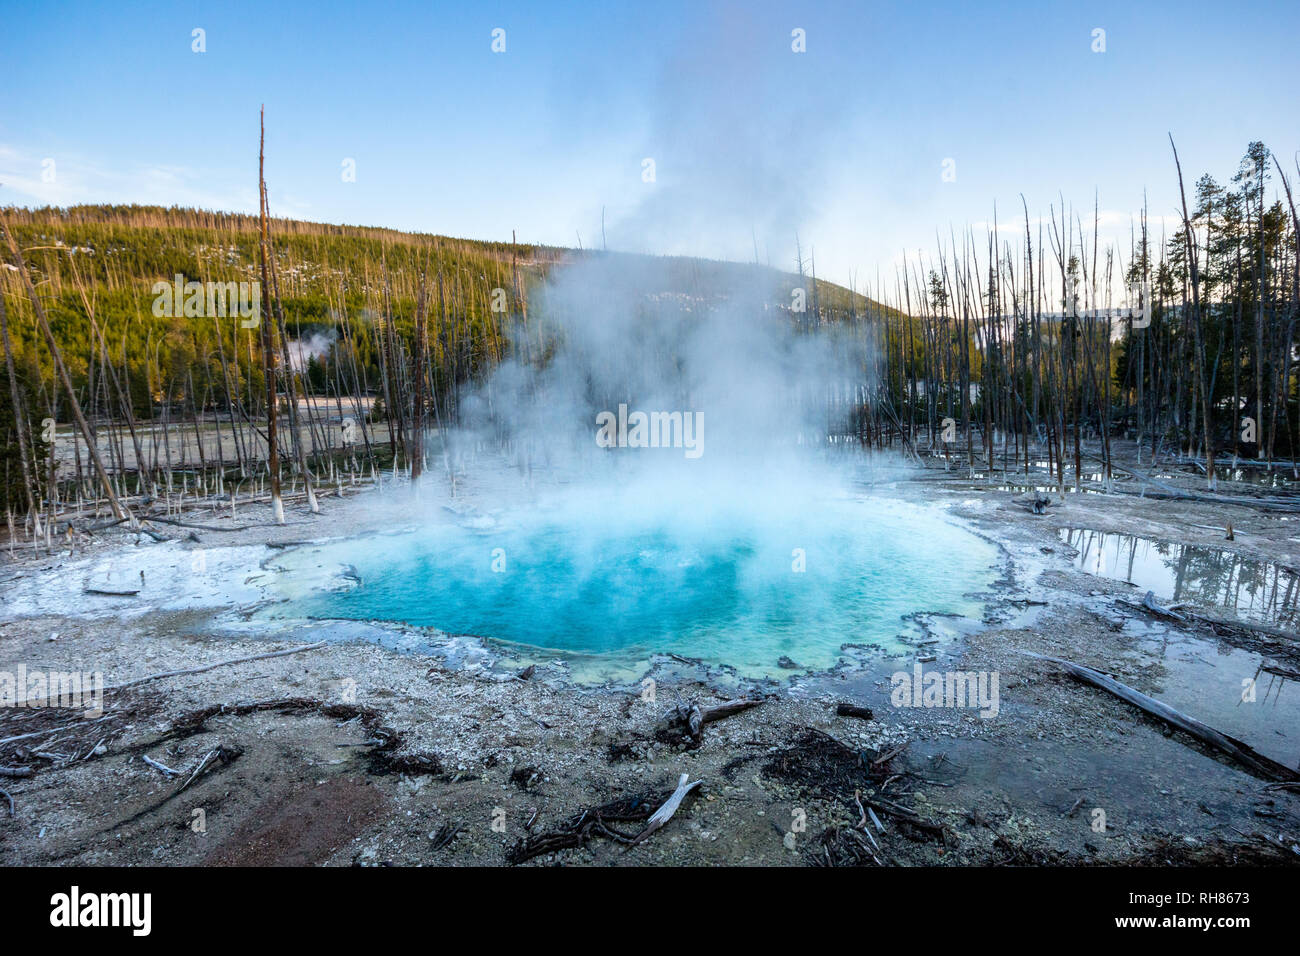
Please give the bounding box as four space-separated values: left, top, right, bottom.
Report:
3 0 1297 291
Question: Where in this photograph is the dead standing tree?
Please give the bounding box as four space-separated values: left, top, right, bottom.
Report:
1171 134 1217 490
411 269 428 481
266 222 319 514
257 107 285 525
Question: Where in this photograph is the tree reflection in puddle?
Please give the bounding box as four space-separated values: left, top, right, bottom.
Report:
1059 528 1300 628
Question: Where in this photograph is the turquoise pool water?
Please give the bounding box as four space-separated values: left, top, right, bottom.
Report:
284 495 1000 675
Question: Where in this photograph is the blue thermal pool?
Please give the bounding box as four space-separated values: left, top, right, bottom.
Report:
275 495 1001 675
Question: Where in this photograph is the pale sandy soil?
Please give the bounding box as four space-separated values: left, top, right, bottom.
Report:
1 447 1298 867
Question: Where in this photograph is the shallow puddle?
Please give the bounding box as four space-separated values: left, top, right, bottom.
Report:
1124 619 1300 768
1059 527 1300 628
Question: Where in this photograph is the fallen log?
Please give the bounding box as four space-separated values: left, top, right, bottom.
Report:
15 642 330 708
1183 610 1299 644
1029 652 1300 782
836 702 875 721
104 641 329 693
141 516 251 532
701 698 762 724
85 517 130 532
1261 662 1300 680
1118 595 1300 646
1108 482 1300 513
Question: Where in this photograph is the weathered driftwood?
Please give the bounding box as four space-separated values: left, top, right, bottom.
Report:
630 773 703 846
141 754 180 777
872 743 908 767
83 587 140 597
1031 652 1300 782
177 745 240 794
659 697 763 744
1116 590 1185 622
867 807 886 834
1142 590 1186 620
0 766 35 779
684 703 703 737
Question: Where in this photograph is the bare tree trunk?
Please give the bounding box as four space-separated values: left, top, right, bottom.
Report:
1170 135 1216 490
411 270 428 481
257 107 285 524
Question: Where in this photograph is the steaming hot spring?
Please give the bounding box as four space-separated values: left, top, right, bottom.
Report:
274 467 1001 678
266 260 1003 677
